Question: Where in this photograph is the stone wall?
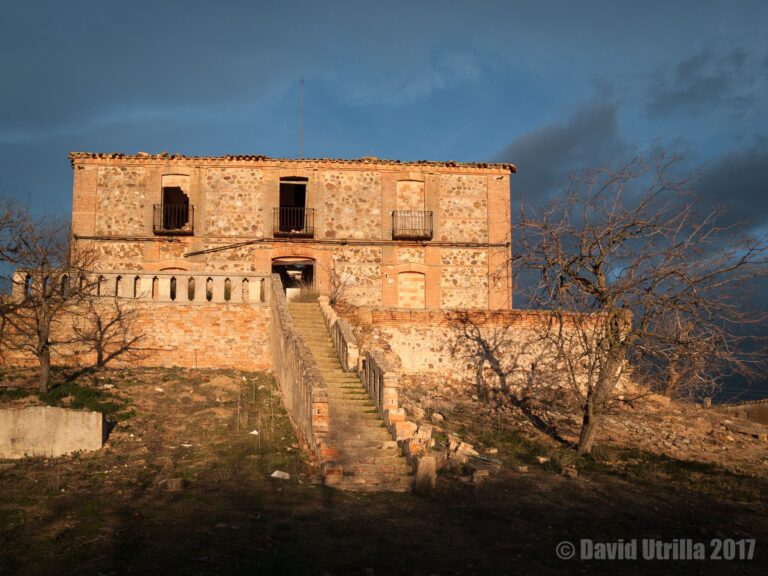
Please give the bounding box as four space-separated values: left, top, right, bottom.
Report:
95 166 148 236
338 307 559 390
437 174 488 243
332 246 383 307
95 242 145 272
338 307 632 412
440 248 488 309
2 297 272 371
204 168 266 237
323 171 382 240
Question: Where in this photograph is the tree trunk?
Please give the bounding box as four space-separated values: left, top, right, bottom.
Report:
38 346 51 394
577 406 600 455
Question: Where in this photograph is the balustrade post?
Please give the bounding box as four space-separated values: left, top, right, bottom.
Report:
137 277 152 299
191 276 206 302
211 277 226 302
157 277 172 301
225 277 240 302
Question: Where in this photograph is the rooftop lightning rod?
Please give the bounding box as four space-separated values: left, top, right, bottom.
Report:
299 75 304 159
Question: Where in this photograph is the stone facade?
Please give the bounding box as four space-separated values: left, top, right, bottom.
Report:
70 153 515 311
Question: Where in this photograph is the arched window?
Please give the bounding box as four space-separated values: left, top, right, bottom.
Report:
152 277 159 301
170 277 177 301
115 275 122 297
134 276 141 298
241 278 249 301
224 278 232 302
188 277 195 301
60 274 69 297
206 278 213 302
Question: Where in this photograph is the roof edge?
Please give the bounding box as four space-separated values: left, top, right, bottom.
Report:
68 151 516 172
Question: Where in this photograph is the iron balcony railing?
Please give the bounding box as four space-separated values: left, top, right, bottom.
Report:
153 204 194 235
392 210 433 240
273 207 315 238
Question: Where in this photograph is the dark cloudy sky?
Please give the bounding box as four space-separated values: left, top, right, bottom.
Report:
2 0 767 224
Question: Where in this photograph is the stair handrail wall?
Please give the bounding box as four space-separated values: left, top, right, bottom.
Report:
320 300 430 469
317 296 359 372
269 276 341 476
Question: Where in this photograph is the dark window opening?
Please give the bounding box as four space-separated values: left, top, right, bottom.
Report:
170 277 177 301
154 187 194 235
275 177 314 237
188 277 195 301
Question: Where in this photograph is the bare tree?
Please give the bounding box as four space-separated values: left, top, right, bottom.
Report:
517 154 767 455
0 212 98 393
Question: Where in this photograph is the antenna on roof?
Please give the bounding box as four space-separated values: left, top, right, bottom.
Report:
299 75 304 159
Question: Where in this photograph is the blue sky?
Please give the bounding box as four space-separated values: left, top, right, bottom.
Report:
1 0 767 224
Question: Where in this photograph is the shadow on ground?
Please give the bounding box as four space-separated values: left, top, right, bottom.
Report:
0 367 765 575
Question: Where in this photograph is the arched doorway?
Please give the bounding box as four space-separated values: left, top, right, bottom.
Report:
272 256 315 301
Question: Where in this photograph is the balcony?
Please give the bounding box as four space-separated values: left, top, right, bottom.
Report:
153 204 194 235
392 210 433 240
273 207 315 238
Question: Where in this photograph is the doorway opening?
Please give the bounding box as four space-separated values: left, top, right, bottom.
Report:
272 256 315 302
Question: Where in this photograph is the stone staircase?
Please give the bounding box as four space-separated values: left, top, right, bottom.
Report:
288 302 413 492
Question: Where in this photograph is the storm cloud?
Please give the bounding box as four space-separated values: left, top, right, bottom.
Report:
647 46 764 119
693 139 768 232
496 103 630 207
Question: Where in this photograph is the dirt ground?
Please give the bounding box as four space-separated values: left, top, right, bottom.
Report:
1 367 766 575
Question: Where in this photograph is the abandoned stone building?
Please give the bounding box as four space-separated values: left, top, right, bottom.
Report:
39 152 521 489
70 152 514 311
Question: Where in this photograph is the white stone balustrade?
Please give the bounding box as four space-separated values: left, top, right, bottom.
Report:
11 270 272 305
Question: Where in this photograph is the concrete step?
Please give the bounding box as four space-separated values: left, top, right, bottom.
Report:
329 407 378 416
343 462 412 475
329 434 392 447
339 453 404 464
330 475 413 493
330 418 385 429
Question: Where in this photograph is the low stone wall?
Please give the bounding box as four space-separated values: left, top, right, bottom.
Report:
2 271 273 371
0 406 105 458
715 399 768 425
269 276 340 477
336 305 617 408
338 306 550 387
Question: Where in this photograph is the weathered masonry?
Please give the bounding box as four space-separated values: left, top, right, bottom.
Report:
70 152 515 311
8 152 518 490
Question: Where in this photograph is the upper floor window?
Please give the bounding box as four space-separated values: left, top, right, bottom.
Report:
154 175 194 235
274 176 314 238
393 180 432 240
